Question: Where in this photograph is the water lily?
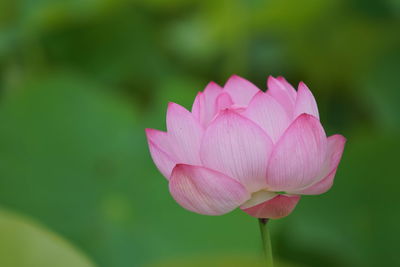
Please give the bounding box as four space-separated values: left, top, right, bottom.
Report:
146 75 345 219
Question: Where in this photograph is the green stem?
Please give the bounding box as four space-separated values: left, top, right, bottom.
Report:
258 218 274 267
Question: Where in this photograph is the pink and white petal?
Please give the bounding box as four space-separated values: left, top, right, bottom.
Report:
325 134 346 172
167 103 203 165
203 81 223 102
200 110 273 192
267 76 296 117
147 142 177 179
241 190 277 209
223 75 260 106
191 92 203 121
243 92 291 142
277 76 297 99
241 195 300 219
296 171 336 195
266 114 327 192
294 82 319 119
295 134 346 195
191 82 222 126
145 128 171 152
215 92 234 111
169 164 250 215
146 129 177 179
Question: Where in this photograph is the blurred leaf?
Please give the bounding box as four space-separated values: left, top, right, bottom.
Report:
146 254 302 267
361 50 400 132
0 74 140 266
0 208 95 267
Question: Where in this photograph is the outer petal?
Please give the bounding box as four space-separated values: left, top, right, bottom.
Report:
191 92 202 120
294 82 319 119
146 129 177 179
223 75 260 106
192 82 222 126
277 76 297 99
169 164 250 215
266 114 327 192
243 92 291 143
267 76 296 117
241 195 300 219
167 103 203 165
296 134 346 195
200 110 273 192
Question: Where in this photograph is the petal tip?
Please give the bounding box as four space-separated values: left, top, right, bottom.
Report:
167 102 177 112
167 102 190 116
298 81 310 91
267 75 277 83
334 134 347 143
229 74 241 79
145 128 165 139
204 81 222 91
297 112 316 121
225 74 254 86
225 74 243 85
167 101 178 109
145 128 154 139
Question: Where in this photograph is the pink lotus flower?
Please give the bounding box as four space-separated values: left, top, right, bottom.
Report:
146 75 346 219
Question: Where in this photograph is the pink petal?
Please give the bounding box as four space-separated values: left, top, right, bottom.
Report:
145 128 171 153
266 76 296 117
266 114 327 192
146 129 177 179
241 195 300 219
169 164 250 215
200 110 273 192
167 102 203 165
243 92 291 142
191 92 202 120
192 82 222 127
215 92 234 111
223 75 260 106
296 134 346 195
277 76 297 99
294 82 319 119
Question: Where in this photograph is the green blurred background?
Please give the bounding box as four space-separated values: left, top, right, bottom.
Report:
0 0 399 266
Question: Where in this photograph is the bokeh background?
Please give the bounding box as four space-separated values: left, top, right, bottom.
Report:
0 0 399 266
